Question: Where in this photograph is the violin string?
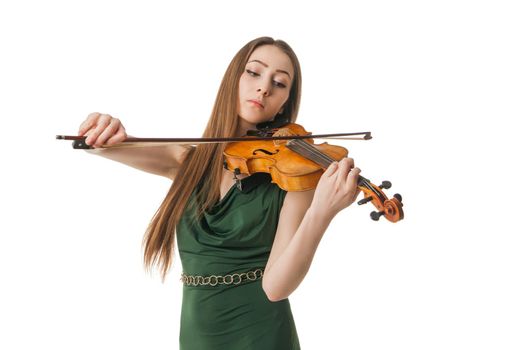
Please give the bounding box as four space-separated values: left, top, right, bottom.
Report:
293 140 382 198
300 140 335 166
290 139 334 167
291 139 383 198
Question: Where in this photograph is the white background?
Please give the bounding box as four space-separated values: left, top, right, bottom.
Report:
1 1 524 349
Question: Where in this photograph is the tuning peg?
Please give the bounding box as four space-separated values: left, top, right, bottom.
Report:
394 193 402 202
370 211 385 221
379 180 392 189
357 196 373 205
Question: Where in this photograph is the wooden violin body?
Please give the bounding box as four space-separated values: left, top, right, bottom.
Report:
224 123 348 192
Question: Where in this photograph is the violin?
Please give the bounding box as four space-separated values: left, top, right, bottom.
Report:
223 123 404 223
57 123 404 223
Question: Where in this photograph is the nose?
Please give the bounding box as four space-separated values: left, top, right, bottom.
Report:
257 88 270 97
257 80 271 96
257 87 268 96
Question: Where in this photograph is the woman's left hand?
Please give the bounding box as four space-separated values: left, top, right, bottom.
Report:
310 158 361 221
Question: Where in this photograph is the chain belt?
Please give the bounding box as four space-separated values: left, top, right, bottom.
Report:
180 268 264 287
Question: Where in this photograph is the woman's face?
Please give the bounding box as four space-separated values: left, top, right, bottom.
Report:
236 45 294 134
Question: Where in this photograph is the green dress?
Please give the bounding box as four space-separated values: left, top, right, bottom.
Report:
176 173 301 350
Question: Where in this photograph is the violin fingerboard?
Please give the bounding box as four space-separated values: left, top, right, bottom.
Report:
286 139 333 168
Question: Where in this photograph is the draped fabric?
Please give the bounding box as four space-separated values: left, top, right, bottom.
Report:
176 174 301 350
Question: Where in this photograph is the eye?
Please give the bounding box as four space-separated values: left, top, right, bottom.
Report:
273 81 287 88
246 69 259 77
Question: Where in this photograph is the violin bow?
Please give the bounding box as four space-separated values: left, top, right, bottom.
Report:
56 131 372 149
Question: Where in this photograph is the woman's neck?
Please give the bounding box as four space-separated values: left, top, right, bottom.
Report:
235 119 257 137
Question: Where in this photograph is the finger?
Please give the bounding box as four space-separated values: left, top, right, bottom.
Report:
323 161 339 177
345 166 361 192
343 157 354 169
94 117 120 146
336 158 354 185
84 129 94 138
78 112 100 136
106 124 127 146
86 114 112 146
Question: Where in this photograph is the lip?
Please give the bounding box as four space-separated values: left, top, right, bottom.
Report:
248 100 264 109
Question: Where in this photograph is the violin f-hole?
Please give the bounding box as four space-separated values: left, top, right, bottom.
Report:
252 149 279 156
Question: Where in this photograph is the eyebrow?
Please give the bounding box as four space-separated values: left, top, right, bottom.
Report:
247 59 292 78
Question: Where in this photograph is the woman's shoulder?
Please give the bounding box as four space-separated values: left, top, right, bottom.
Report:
281 189 314 207
275 188 314 223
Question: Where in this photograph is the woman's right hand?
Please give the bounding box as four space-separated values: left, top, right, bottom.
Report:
78 112 127 148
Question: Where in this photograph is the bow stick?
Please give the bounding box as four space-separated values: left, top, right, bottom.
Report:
56 131 372 149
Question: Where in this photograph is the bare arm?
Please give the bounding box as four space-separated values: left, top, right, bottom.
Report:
262 158 361 302
262 189 318 302
79 112 189 180
85 143 191 180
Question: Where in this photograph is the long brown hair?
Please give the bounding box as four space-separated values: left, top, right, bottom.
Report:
142 36 302 282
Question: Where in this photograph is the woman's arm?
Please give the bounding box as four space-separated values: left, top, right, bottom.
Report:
262 158 361 302
85 143 191 180
79 112 190 180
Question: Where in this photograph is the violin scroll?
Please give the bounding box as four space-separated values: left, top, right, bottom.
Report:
357 178 404 223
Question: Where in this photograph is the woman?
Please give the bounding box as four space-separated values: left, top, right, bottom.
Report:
78 36 361 349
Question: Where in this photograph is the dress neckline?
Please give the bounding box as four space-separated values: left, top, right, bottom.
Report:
214 172 273 207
